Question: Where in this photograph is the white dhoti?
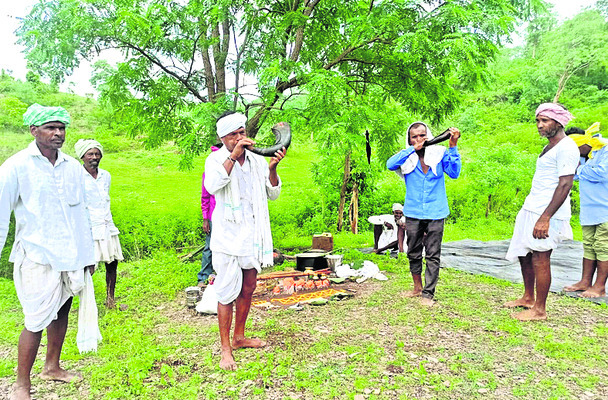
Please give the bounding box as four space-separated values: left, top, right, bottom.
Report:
92 224 124 264
505 209 573 262
13 248 102 353
212 252 260 305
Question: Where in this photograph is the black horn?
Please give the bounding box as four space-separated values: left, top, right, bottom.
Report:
423 129 451 147
249 122 292 157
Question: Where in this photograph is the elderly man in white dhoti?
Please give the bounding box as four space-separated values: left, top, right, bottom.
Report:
204 111 286 370
75 139 124 308
0 104 102 400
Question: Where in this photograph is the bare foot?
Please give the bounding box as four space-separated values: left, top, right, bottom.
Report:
219 348 237 371
232 337 266 349
420 297 436 307
39 368 83 383
9 384 31 400
511 309 547 321
579 288 606 298
503 298 534 309
563 282 590 292
402 290 422 298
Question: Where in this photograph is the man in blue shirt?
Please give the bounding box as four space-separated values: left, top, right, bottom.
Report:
387 122 461 306
563 127 608 298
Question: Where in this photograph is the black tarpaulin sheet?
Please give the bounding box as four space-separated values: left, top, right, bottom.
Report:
440 239 608 305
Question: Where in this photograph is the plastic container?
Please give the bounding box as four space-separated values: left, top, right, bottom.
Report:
325 254 343 271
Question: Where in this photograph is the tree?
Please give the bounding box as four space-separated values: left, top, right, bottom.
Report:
18 0 543 144
17 0 544 227
533 10 608 102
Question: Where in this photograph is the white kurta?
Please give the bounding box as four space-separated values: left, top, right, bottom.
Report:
0 141 95 270
522 136 579 220
83 168 123 263
204 147 281 304
0 141 101 351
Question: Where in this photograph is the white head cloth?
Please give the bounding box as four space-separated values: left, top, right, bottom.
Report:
217 113 247 138
397 121 446 176
75 139 103 159
392 203 403 212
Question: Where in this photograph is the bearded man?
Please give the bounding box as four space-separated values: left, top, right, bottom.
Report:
504 103 579 321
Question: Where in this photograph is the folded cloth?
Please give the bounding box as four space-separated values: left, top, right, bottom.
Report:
399 146 446 176
23 103 71 126
74 139 103 159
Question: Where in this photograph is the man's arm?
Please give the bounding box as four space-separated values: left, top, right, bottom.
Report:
577 151 608 183
268 147 286 187
201 173 211 234
0 163 18 252
533 175 574 239
442 127 462 179
386 147 416 171
397 225 405 253
79 165 97 275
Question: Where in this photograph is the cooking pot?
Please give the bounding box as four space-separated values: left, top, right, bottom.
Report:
295 252 328 271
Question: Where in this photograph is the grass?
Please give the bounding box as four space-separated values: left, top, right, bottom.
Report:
0 249 607 399
0 89 600 398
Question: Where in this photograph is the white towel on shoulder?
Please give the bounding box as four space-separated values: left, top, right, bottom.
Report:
397 145 446 177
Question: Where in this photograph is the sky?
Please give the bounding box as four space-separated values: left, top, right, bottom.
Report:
0 0 599 97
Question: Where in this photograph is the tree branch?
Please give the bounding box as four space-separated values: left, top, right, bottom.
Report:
119 40 207 102
324 37 382 70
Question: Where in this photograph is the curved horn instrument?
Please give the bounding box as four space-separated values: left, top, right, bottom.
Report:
423 129 450 147
249 122 292 157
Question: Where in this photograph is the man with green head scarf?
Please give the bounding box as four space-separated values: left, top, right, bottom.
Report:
0 104 101 400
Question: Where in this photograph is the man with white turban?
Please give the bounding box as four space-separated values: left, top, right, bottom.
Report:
387 122 462 306
0 104 101 400
563 123 608 298
504 103 579 321
371 203 407 254
204 111 286 370
75 139 124 308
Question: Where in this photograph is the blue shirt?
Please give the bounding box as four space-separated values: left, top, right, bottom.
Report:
576 146 608 226
387 146 461 220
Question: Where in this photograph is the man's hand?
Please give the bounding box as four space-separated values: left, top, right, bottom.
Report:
269 147 287 170
448 127 461 148
86 265 95 276
383 221 394 230
231 137 256 160
533 215 551 239
203 219 211 234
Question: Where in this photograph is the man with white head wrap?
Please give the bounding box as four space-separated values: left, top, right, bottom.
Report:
75 139 123 308
371 203 407 254
504 103 579 321
563 124 608 298
387 122 462 306
0 104 101 400
204 111 286 370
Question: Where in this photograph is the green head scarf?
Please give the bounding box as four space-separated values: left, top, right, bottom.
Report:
23 103 71 127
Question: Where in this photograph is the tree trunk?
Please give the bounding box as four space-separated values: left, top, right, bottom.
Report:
553 69 570 102
349 181 359 234
337 152 351 232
